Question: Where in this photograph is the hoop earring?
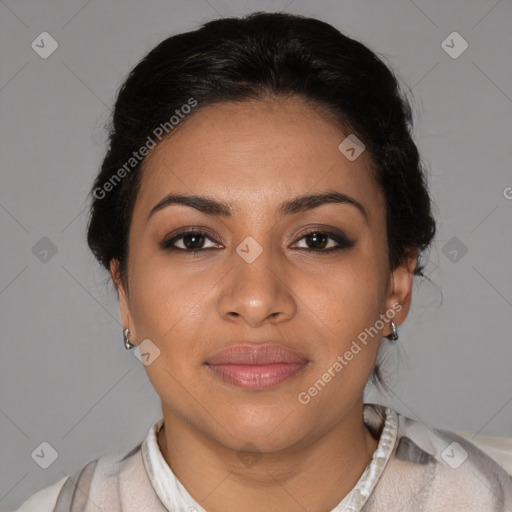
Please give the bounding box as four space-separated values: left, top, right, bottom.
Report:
387 321 399 341
123 328 136 350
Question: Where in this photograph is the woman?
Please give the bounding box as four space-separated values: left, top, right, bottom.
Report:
12 11 511 512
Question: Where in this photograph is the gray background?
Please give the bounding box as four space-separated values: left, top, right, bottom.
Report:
1 0 511 509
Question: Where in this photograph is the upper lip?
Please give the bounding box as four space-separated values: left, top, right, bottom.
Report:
205 343 309 365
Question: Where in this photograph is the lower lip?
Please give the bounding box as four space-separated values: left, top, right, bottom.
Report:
205 362 308 390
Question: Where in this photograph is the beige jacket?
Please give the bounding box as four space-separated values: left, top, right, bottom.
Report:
8 403 512 512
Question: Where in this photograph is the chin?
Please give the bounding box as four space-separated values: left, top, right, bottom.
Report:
208 404 309 451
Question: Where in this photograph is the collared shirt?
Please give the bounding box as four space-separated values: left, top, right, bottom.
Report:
11 403 512 511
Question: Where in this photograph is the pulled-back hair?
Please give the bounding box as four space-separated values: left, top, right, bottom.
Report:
86 11 437 393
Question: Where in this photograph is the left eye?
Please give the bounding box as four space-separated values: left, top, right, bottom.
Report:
293 231 354 252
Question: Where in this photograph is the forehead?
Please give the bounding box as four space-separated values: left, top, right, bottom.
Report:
135 97 384 221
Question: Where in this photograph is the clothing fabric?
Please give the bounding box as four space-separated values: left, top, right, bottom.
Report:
9 403 512 511
454 430 512 474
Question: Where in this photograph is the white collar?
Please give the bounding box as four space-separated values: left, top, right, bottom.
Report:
141 403 398 512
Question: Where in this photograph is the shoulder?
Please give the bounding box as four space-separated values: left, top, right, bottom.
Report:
454 430 512 476
8 476 68 512
393 408 512 510
9 443 143 512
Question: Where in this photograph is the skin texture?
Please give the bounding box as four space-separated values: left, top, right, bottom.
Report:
110 97 417 512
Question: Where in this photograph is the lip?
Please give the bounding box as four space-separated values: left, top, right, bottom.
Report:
204 344 310 390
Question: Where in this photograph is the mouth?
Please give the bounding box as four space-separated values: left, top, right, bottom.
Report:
204 343 310 390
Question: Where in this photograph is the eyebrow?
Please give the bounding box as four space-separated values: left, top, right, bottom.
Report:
147 190 368 224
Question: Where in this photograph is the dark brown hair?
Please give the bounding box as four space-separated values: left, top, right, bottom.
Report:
86 11 437 393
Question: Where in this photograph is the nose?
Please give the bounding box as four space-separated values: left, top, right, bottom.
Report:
217 242 297 328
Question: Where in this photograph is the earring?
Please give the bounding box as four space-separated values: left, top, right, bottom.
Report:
123 328 136 350
387 321 399 341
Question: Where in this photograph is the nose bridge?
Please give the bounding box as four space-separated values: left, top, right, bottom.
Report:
218 232 296 325
236 234 279 286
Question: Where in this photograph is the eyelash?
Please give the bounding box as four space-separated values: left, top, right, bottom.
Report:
160 228 355 255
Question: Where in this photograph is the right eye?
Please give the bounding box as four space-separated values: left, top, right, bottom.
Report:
160 230 222 253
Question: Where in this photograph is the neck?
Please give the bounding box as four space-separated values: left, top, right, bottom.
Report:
157 402 380 512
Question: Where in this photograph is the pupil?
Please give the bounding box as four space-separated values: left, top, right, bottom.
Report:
184 233 204 249
308 232 327 249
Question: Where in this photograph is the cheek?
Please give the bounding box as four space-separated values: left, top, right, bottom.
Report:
128 253 221 368
296 252 387 383
301 250 386 332
127 262 209 403
127 255 194 341
329 272 386 339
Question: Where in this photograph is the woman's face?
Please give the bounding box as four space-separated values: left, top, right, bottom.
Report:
112 97 415 452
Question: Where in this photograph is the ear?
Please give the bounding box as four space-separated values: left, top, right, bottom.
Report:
384 249 418 330
110 259 136 341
